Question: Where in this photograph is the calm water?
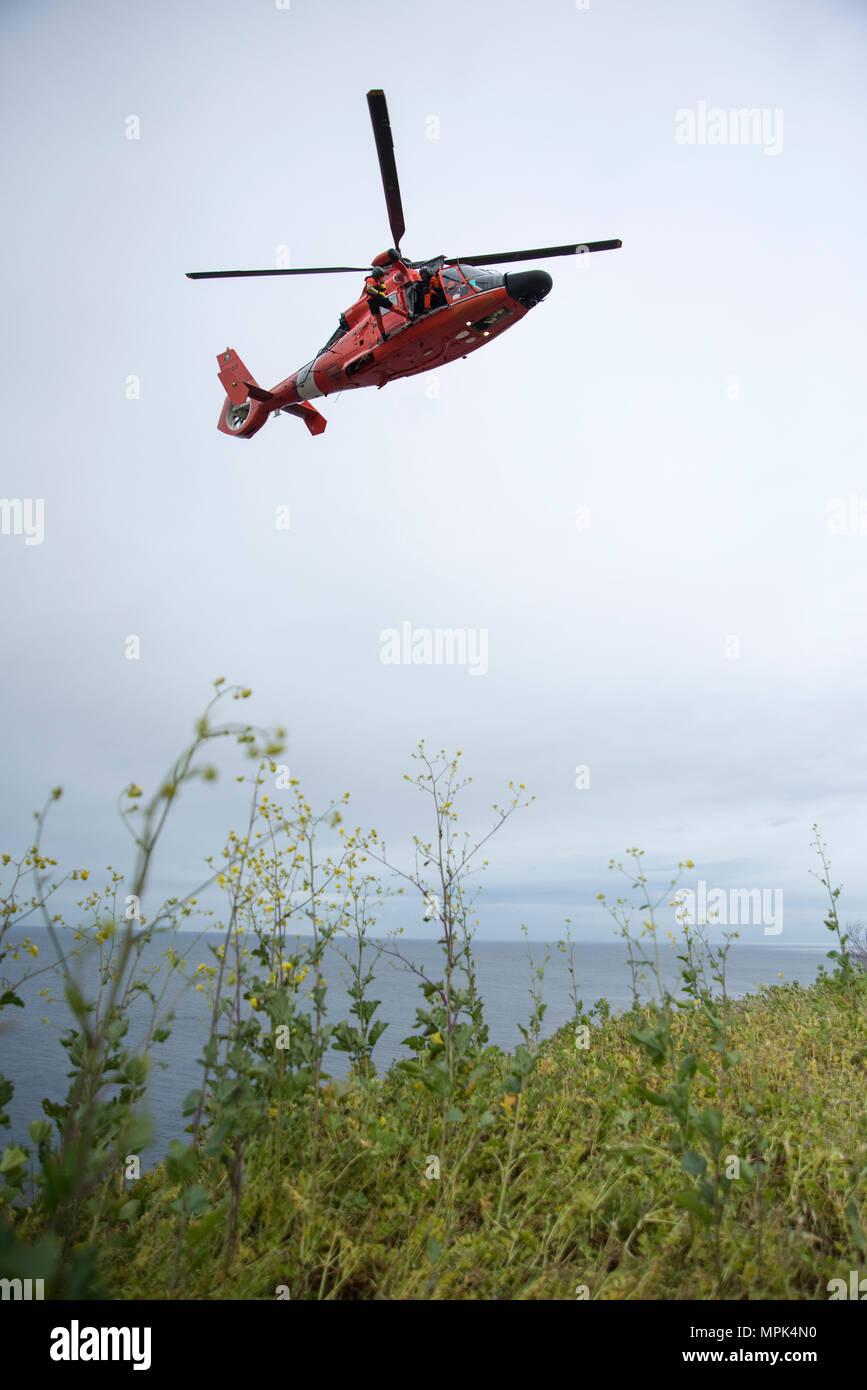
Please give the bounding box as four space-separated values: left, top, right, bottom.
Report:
1 928 830 1168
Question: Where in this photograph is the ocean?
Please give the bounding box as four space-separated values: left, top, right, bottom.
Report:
1 927 832 1169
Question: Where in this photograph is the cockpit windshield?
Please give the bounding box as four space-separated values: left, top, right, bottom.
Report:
457 265 503 291
440 267 474 302
439 265 503 302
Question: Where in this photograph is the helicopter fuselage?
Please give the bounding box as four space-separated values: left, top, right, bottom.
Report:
216 257 552 438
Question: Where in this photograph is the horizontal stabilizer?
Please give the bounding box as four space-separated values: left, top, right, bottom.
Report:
282 402 327 436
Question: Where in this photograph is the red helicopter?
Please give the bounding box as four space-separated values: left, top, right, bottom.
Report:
186 90 621 440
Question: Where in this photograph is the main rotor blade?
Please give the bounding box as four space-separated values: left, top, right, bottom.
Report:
453 239 622 267
366 89 406 252
186 265 370 280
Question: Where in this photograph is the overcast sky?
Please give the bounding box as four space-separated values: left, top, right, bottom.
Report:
2 0 865 943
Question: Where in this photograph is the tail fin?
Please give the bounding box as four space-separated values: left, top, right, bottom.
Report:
217 348 273 405
216 347 272 438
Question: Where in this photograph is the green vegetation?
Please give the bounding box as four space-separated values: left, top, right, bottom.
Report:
1 684 865 1300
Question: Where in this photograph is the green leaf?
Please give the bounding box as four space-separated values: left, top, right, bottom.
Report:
123 1113 153 1154
698 1179 717 1208
118 1199 140 1222
444 1107 464 1124
426 1235 441 1264
356 998 380 1025
28 1120 52 1146
124 1056 148 1086
628 1028 668 1065
185 1185 209 1217
636 1085 669 1107
0 991 24 1009
331 1022 363 1054
181 1089 202 1117
0 1145 28 1174
693 1106 723 1142
674 1188 712 1227
170 1185 209 1218
682 1150 707 1177
676 1054 700 1082
166 1139 198 1186
368 1020 388 1047
0 1075 14 1127
105 1018 129 1047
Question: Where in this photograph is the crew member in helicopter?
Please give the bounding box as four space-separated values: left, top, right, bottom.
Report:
410 266 447 317
363 266 409 340
421 267 447 312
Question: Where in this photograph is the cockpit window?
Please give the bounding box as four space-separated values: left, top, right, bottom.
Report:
440 266 474 302
457 265 502 291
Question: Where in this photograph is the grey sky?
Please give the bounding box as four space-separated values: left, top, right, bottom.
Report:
2 0 865 942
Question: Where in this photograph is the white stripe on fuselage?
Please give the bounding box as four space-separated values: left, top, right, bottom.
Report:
294 360 323 401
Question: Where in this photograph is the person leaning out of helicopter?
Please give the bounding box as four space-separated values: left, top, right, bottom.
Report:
363 266 408 339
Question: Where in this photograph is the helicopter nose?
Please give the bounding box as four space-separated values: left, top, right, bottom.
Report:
504 269 553 307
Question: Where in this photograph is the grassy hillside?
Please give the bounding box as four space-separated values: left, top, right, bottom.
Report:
1 685 864 1300
94 974 866 1300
